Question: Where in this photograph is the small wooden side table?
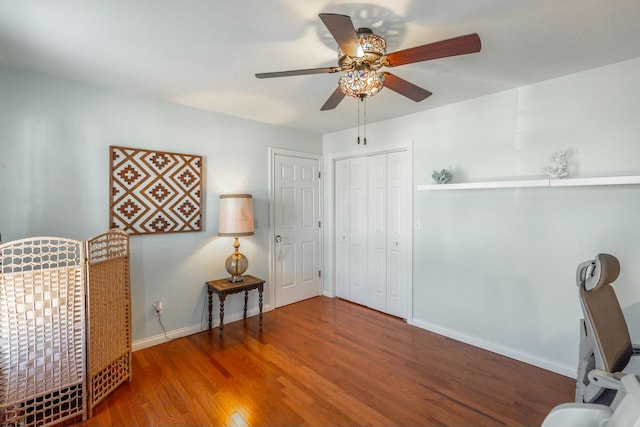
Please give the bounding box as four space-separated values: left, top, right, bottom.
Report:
205 275 264 337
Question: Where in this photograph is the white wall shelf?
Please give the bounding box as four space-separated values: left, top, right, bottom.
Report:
549 175 640 187
417 175 640 191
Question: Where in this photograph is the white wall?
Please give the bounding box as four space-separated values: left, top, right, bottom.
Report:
3 57 639 373
0 66 322 347
323 57 640 376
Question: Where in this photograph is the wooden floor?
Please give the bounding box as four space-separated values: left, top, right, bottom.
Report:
77 297 575 426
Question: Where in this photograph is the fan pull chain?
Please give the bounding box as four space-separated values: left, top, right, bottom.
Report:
363 97 367 146
356 97 368 145
357 97 361 144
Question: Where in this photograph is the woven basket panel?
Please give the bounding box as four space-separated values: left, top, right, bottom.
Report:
0 238 86 427
1 384 84 427
86 230 131 415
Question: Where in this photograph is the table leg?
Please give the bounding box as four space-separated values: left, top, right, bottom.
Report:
258 283 263 327
219 293 226 337
207 288 213 330
243 290 248 319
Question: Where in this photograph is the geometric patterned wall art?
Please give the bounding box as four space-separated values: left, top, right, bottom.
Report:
109 146 203 235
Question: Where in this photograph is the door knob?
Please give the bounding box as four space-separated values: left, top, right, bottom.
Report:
275 235 283 260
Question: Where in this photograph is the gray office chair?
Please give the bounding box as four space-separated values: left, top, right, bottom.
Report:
575 253 640 404
542 373 640 427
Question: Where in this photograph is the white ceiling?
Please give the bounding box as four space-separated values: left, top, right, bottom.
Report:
1 0 640 135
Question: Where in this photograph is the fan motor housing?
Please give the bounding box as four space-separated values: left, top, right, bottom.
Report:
338 28 386 70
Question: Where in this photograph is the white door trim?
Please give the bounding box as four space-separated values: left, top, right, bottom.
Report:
268 147 324 309
330 142 410 160
326 141 414 324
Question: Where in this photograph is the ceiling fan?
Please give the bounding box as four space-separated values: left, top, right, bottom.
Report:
255 13 481 111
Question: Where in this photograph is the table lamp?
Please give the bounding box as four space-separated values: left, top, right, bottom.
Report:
218 194 254 282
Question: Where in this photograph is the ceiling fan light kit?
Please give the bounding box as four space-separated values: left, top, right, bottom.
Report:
336 28 387 100
256 12 481 143
338 65 385 99
256 12 480 107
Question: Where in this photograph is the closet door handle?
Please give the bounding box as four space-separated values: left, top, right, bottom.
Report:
275 235 284 260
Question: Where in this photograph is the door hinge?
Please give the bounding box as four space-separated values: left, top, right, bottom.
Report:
318 270 322 277
318 171 321 179
318 221 321 228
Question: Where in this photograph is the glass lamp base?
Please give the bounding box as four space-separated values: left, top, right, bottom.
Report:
225 251 248 282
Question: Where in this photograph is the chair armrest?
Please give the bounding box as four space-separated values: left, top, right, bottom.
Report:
588 369 624 390
541 403 612 427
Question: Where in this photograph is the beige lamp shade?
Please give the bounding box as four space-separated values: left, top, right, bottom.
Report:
218 194 254 236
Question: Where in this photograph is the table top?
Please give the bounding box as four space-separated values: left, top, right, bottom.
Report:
206 275 264 293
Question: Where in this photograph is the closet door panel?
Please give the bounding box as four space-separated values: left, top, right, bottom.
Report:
349 157 368 306
367 154 387 312
386 151 408 318
335 159 351 299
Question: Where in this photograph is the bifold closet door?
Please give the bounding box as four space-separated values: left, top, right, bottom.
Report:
334 151 408 318
367 154 387 312
385 151 408 318
334 156 368 306
335 159 351 299
348 156 368 306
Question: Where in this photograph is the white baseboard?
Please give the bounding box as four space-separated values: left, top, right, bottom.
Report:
132 304 272 352
132 323 203 351
411 317 577 378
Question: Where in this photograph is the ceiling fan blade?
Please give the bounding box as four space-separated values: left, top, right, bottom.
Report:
383 33 481 67
382 73 432 102
319 13 363 58
320 87 346 111
256 66 340 79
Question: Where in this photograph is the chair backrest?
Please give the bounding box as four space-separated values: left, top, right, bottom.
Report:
577 253 632 373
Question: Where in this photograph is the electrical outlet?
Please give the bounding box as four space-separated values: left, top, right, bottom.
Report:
154 300 163 316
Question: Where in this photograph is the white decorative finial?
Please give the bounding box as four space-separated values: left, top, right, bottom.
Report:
541 150 569 178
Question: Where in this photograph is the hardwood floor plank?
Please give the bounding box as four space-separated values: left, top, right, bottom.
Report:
74 297 575 426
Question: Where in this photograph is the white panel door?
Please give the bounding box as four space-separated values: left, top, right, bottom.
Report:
335 158 351 299
349 156 368 306
367 154 387 312
274 154 321 307
386 151 408 318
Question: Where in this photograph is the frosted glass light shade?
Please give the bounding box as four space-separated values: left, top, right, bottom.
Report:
339 67 385 99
